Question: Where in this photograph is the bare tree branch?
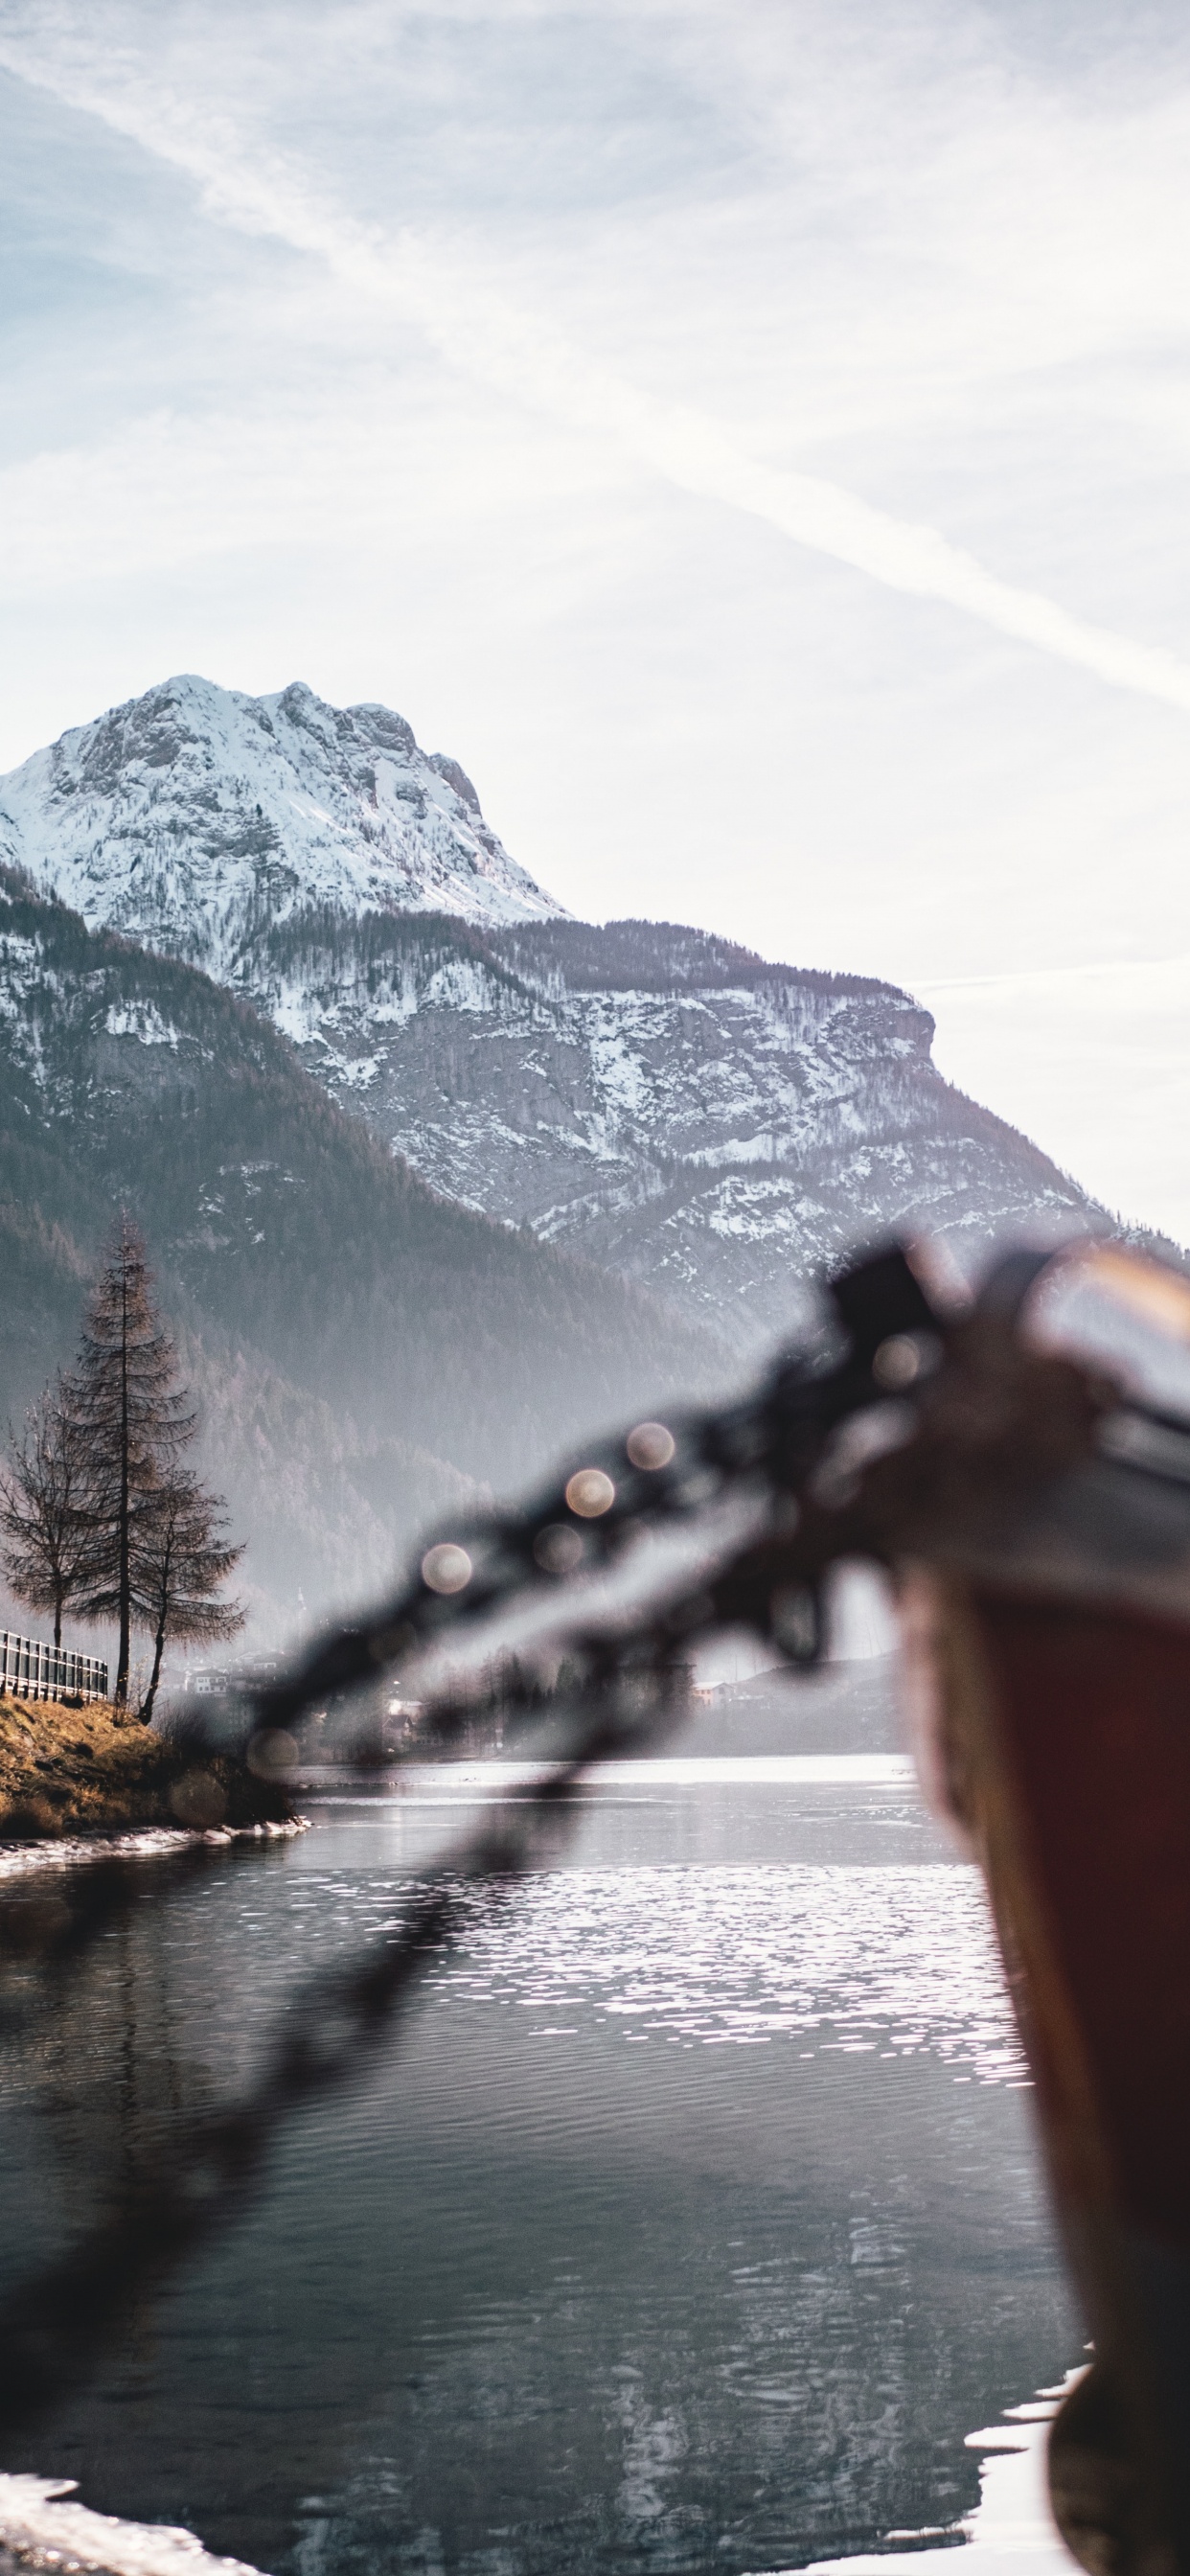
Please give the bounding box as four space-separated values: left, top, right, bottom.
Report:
0 1373 92 1647
132 1470 244 1724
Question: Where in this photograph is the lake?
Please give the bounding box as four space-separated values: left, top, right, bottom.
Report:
0 1753 1080 2576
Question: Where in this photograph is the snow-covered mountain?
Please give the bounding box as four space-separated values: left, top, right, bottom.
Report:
0 677 1126 1347
248 909 1106 1343
0 674 562 975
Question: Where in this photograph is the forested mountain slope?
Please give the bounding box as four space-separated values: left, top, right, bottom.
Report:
0 870 726 1633
1 678 1134 1350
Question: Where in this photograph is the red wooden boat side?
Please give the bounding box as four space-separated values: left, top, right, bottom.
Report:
920 1577 1190 2574
976 1593 1190 2252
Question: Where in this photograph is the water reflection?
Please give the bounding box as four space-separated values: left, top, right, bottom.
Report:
0 1762 1078 2576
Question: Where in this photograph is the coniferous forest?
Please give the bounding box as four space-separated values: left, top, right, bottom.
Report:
0 867 729 1636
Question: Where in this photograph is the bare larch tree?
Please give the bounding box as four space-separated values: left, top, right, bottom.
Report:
0 1373 91 1645
133 1469 244 1726
70 1215 241 1711
2 1219 247 1710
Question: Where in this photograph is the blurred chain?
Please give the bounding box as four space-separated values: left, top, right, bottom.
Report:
0 1671 689 2431
223 1244 943 1749
0 1241 1107 2438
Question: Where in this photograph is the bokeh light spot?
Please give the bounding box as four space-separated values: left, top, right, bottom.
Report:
170 1770 229 1827
626 1421 675 1470
564 1468 616 1519
422 1541 474 1594
534 1523 584 1575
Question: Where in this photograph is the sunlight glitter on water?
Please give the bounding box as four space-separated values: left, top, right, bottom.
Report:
431 1862 1027 2082
396 1758 916 1792
0 1773 1064 2576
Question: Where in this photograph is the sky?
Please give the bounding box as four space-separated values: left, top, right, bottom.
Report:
3 1 1190 1238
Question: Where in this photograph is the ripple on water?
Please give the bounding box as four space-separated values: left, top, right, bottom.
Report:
424 1864 1026 2083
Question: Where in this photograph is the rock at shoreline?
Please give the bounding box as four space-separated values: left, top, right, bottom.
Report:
0 1694 295 1840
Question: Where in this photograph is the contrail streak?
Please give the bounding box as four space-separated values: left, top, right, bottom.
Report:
7 27 1190 716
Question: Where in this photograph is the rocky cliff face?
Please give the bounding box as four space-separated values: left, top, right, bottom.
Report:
246 909 1100 1344
0 678 1110 1346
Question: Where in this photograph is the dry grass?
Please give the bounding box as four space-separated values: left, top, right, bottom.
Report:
0 1691 295 1840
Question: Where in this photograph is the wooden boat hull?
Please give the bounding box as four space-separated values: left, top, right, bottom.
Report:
917 1577 1190 2575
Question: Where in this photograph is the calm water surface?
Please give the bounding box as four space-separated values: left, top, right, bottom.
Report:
0 1759 1078 2576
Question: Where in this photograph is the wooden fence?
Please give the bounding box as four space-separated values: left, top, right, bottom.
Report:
0 1630 108 1704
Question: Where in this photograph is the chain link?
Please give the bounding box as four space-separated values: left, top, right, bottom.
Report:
0 1241 1087 2435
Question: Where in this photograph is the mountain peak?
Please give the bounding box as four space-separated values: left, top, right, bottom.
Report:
0 674 565 977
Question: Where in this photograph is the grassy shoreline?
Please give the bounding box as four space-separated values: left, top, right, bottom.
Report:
0 1692 296 1840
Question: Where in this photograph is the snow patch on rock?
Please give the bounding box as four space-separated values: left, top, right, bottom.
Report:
105 999 180 1047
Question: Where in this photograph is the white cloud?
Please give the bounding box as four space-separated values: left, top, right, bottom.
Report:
4 0 1190 1232
6 6 1190 714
